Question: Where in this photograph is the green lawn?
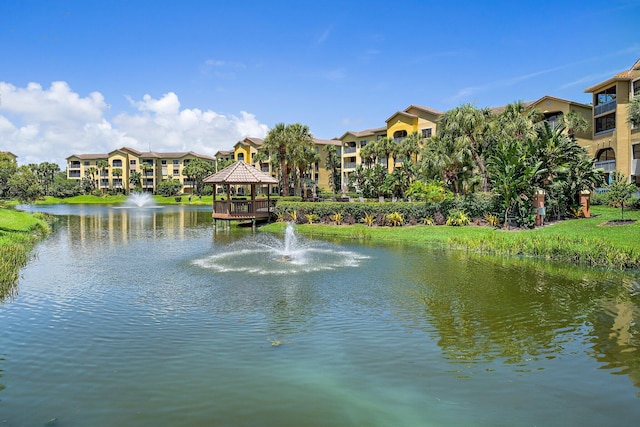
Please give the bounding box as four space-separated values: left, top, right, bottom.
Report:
260 205 640 270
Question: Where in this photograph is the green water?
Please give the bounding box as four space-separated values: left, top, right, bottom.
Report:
1 205 639 426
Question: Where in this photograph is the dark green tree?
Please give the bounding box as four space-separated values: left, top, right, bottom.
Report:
8 166 43 203
0 152 18 198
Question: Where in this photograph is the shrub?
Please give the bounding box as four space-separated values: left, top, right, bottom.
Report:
361 212 375 227
484 213 500 228
446 209 470 226
386 212 404 227
330 212 343 225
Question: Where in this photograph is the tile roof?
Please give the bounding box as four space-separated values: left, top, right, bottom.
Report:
203 161 278 184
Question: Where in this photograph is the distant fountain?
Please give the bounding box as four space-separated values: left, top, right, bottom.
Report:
193 222 368 275
122 192 160 208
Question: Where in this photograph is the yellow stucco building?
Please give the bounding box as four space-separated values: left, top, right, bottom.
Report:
585 58 640 184
66 147 215 194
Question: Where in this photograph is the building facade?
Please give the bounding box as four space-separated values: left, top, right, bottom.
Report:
585 58 640 184
66 147 215 194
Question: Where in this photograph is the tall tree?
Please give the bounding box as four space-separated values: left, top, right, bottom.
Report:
560 110 590 141
323 144 341 194
0 152 18 198
261 122 314 196
629 96 640 127
488 139 544 228
420 134 471 195
438 104 494 191
183 158 214 196
8 165 43 203
96 159 109 194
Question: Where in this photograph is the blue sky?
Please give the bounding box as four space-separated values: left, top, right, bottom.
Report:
1 0 639 167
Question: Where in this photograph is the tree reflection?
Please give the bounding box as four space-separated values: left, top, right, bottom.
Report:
391 250 640 386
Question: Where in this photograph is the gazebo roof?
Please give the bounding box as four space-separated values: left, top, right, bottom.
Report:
203 161 278 184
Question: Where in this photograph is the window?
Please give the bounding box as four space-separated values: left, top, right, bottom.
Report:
161 160 167 165
596 87 616 106
393 130 407 141
361 140 368 148
421 128 432 138
633 80 640 97
237 153 245 162
130 160 137 166
173 159 179 165
595 113 616 133
84 161 90 166
112 160 122 167
597 148 616 161
633 144 640 160
173 168 180 175
544 112 563 130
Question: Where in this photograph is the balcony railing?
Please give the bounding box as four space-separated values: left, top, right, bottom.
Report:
344 146 357 154
594 100 616 116
594 159 616 172
343 161 356 169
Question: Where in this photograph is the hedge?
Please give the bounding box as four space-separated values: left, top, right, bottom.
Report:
275 193 499 225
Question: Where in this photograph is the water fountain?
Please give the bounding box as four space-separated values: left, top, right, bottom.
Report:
120 192 161 208
193 222 368 274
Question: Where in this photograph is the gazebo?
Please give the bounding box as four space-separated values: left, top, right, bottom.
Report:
203 161 278 227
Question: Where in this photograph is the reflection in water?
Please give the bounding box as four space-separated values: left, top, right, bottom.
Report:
2 205 640 426
389 248 640 379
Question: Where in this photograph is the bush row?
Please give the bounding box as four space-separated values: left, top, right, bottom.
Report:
274 193 499 225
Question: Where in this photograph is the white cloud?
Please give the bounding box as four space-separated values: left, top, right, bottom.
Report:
0 81 269 168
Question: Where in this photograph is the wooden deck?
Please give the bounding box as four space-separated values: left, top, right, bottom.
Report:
212 199 273 220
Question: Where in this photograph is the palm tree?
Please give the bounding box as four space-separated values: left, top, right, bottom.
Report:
376 137 396 171
359 140 378 168
96 159 109 194
324 144 341 194
129 170 142 191
85 167 98 191
628 96 640 127
420 134 471 195
560 110 590 141
488 139 545 228
262 123 292 196
438 103 494 191
262 123 314 196
112 168 123 193
495 101 538 142
398 131 422 167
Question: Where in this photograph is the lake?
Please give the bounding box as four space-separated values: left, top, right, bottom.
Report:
1 204 640 426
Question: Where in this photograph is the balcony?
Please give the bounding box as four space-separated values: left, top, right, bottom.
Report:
594 159 616 172
344 146 357 154
594 100 616 116
343 161 356 169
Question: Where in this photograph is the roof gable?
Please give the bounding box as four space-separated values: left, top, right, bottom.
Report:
203 161 278 184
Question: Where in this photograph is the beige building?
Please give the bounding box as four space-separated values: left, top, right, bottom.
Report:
585 58 640 184
66 147 215 194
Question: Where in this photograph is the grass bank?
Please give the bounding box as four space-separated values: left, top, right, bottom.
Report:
260 205 640 270
0 207 51 301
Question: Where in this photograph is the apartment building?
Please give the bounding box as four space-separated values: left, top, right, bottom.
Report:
339 98 593 191
66 147 215 194
585 58 640 184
